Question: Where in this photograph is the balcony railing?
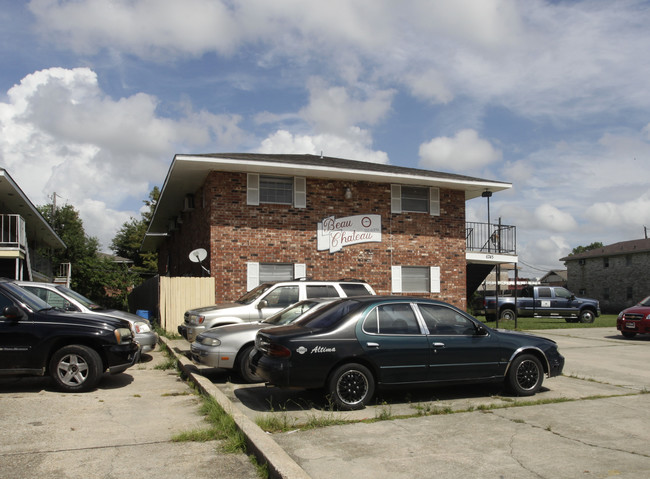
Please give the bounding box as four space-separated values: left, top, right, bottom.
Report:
466 221 516 255
0 214 27 251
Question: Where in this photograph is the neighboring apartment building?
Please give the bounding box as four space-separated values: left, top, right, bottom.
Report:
0 168 65 281
539 269 567 287
561 238 650 313
142 153 513 310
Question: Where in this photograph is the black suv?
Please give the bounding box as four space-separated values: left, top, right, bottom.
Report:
0 279 140 392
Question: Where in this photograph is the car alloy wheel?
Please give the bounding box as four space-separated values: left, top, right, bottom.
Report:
50 345 102 392
328 363 375 410
507 354 543 396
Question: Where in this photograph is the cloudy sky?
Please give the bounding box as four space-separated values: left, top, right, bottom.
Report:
1 0 649 278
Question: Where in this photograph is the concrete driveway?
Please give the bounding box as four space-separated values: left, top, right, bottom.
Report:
173 327 650 479
0 346 260 479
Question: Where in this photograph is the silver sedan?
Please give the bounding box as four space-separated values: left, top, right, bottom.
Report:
190 298 335 382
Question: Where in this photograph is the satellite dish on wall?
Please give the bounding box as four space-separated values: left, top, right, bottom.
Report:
188 248 210 275
189 248 208 263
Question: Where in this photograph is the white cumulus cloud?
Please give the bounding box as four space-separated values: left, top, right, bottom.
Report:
418 129 502 173
0 67 244 249
257 129 389 164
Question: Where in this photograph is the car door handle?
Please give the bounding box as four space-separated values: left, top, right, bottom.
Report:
432 342 445 348
367 342 380 348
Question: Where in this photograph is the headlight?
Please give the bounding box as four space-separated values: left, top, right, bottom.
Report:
190 314 205 325
133 321 151 333
617 312 623 320
197 335 221 347
114 327 133 344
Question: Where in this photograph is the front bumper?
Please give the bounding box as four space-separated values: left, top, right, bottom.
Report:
136 331 159 353
617 319 650 334
178 323 205 342
547 351 565 378
189 342 237 369
107 342 141 374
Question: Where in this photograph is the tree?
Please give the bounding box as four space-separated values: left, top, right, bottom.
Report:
38 202 138 309
570 242 604 256
110 186 159 278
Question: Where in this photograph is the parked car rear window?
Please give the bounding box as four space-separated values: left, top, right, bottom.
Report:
306 285 339 298
339 283 371 296
296 299 364 329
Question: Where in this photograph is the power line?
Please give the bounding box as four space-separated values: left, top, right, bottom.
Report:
517 260 556 273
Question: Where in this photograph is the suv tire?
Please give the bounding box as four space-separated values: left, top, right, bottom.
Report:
50 345 103 392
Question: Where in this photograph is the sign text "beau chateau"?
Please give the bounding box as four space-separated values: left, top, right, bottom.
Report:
317 214 382 253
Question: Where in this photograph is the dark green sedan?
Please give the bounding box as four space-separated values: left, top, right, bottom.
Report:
251 296 565 410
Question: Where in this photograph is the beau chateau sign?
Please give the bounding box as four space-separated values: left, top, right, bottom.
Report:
317 214 382 253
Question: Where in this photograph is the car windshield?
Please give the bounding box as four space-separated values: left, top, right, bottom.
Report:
638 296 650 307
263 300 326 326
236 283 273 305
55 285 103 310
7 283 53 311
295 299 365 329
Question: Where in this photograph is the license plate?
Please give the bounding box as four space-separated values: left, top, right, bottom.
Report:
625 322 637 329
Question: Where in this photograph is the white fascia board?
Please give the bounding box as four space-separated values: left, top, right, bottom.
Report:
173 155 511 196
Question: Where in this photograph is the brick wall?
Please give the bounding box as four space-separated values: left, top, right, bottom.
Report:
566 251 650 313
158 171 467 309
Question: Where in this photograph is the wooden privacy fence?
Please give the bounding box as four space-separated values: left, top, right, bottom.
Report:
159 276 215 333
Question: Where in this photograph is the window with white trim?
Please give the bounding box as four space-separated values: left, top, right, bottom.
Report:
247 262 306 290
391 184 440 216
247 174 306 208
391 265 441 293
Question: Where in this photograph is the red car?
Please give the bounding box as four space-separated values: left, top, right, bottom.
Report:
617 296 650 338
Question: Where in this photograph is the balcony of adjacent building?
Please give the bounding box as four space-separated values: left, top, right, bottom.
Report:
466 221 518 296
0 213 62 281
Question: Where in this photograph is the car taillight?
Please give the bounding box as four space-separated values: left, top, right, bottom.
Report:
268 343 291 358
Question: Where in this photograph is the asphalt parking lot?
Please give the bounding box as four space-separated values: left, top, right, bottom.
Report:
172 327 650 479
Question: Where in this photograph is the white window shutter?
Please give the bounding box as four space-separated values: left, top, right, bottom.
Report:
247 174 259 205
429 187 440 216
391 265 402 293
247 262 260 291
430 266 441 293
294 177 306 208
391 184 401 213
294 263 306 279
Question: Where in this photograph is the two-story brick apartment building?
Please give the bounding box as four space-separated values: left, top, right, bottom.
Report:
142 153 513 310
561 238 650 313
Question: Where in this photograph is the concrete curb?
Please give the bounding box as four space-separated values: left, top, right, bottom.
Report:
161 337 311 479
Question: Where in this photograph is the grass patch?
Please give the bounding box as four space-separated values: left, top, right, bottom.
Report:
256 412 296 433
155 325 182 340
172 396 247 453
154 356 178 370
481 314 617 331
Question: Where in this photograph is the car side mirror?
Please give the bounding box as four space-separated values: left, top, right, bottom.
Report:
3 305 24 320
475 324 488 336
570 294 575 300
257 300 268 310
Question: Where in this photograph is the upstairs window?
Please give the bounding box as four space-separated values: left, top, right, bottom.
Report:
247 174 306 207
260 176 293 204
391 185 440 216
401 186 429 213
